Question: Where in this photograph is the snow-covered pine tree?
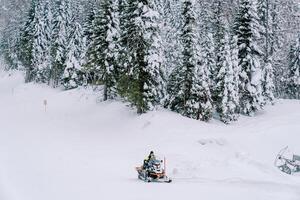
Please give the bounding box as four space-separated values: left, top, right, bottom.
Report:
88 0 120 100
19 0 37 82
200 33 216 96
188 44 213 121
167 0 212 121
120 0 162 114
32 0 51 83
258 0 275 104
158 0 182 105
212 0 227 106
196 0 216 97
50 0 71 87
216 33 239 123
287 36 300 99
82 0 97 84
43 0 54 84
236 0 265 116
167 0 196 116
270 0 285 98
63 21 85 90
118 0 132 98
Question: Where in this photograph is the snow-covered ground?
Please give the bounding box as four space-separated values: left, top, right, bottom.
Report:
0 69 300 200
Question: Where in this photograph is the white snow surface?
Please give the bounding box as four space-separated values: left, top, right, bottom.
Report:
0 69 300 200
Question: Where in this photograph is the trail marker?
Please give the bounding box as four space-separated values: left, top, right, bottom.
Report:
43 99 47 112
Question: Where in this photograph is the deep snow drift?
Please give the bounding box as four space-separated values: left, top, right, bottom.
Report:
0 69 300 200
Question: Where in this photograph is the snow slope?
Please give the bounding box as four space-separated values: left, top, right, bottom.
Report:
0 69 300 200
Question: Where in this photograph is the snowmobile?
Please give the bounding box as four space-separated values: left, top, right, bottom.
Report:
136 158 172 183
274 146 300 175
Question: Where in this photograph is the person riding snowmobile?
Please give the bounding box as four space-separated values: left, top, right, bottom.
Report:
136 151 172 183
143 151 156 170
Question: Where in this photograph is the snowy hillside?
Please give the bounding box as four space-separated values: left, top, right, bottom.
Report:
0 69 300 200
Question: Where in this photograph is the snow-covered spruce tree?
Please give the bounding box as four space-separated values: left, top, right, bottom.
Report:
287 36 300 99
19 0 37 82
32 0 52 83
158 0 182 104
212 0 227 106
236 0 265 116
196 1 216 96
257 0 275 104
63 21 85 90
270 0 286 98
188 46 213 121
82 0 97 84
215 33 239 123
43 0 54 84
87 0 120 100
118 0 137 98
50 0 71 87
167 0 212 121
120 0 162 114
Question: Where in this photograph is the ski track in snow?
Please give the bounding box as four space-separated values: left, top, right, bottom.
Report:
0 69 300 200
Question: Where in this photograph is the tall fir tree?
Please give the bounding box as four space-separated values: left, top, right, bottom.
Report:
63 21 85 90
258 0 275 104
32 0 51 83
216 33 239 123
197 1 216 96
189 45 213 121
120 0 162 114
88 0 120 100
212 0 226 106
19 0 37 82
167 0 212 121
159 0 182 104
82 0 96 76
236 0 265 116
50 0 71 87
118 0 132 98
